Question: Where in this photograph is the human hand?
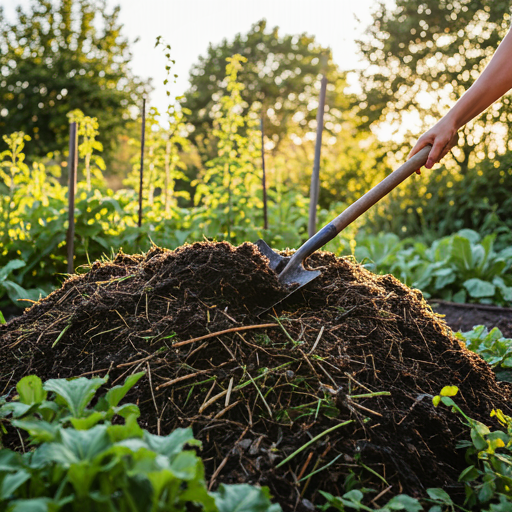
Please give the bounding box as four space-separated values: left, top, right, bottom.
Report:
408 118 459 174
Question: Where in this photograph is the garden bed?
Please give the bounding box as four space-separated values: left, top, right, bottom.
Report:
1 242 511 510
432 300 512 338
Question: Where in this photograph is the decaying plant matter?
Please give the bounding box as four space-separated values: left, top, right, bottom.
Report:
1 242 511 510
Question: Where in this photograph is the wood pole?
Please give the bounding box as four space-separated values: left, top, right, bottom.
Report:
308 75 328 238
67 122 77 274
260 114 268 230
138 98 146 228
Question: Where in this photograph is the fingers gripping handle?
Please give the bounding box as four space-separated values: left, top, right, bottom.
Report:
280 145 431 277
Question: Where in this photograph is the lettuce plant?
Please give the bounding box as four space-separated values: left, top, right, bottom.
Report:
0 373 281 512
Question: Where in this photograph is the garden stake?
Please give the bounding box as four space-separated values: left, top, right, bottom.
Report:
67 121 78 274
308 74 327 238
260 114 268 230
138 97 146 228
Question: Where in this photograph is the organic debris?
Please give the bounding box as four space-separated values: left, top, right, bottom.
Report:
1 242 511 510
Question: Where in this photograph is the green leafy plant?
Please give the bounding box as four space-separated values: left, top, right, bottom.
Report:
353 230 512 306
0 373 281 512
67 109 106 191
455 326 512 381
0 260 45 309
433 386 512 510
193 54 262 242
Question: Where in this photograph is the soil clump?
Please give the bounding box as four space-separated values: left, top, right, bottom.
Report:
1 241 511 510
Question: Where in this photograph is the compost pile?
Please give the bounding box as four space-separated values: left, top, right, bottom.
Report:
1 242 511 510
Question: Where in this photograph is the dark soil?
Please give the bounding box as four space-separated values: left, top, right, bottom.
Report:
432 300 512 338
1 242 511 511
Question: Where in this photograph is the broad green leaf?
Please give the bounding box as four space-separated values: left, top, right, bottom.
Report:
11 420 57 443
70 411 105 430
44 376 108 418
458 465 479 482
33 425 111 466
426 488 453 504
0 402 37 419
0 451 22 472
0 470 30 499
169 451 200 480
8 498 54 512
213 484 281 512
67 461 101 499
17 376 46 405
0 260 26 282
107 414 143 442
457 229 480 244
470 430 488 451
478 481 495 503
143 428 201 458
382 494 422 511
104 371 145 408
463 278 495 298
450 236 473 272
113 403 140 419
0 310 5 324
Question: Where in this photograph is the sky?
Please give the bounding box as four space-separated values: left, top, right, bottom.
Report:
1 0 392 114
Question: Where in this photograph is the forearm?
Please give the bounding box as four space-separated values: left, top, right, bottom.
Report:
446 27 512 130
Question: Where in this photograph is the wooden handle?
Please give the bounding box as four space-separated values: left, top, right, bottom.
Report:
279 145 431 281
331 145 431 232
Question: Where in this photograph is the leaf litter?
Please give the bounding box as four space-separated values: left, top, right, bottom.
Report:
1 241 511 510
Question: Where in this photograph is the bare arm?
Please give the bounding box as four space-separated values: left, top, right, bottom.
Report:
409 27 512 169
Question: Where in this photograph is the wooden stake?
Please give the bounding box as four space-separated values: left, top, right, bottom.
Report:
67 122 78 274
260 114 268 230
308 75 328 238
138 98 146 228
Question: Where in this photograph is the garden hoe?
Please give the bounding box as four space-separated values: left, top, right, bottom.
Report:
256 145 431 309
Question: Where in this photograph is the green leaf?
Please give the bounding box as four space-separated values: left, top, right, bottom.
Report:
458 465 479 482
213 484 281 512
70 411 106 430
0 450 22 472
450 236 473 271
478 481 495 503
463 278 495 298
0 310 5 324
104 371 145 408
11 420 57 443
17 376 46 405
381 494 422 511
0 260 26 282
426 488 453 504
143 428 201 458
8 498 55 512
0 402 37 419
33 425 111 466
44 376 108 418
0 470 30 499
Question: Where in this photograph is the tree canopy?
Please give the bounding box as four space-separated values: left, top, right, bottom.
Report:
356 0 512 172
0 0 149 159
182 19 353 155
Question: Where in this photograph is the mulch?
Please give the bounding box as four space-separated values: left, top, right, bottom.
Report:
1 241 511 511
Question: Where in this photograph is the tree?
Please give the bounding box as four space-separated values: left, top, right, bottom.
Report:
0 0 150 160
356 1 512 173
193 55 262 240
182 19 351 157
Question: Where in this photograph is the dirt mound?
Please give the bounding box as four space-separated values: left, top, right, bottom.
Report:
1 241 511 510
